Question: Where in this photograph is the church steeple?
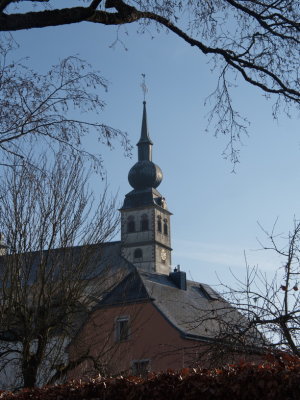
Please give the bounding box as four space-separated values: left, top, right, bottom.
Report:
137 101 153 162
120 100 172 275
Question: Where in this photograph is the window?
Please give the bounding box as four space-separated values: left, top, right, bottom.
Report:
134 248 143 259
163 219 168 235
140 214 149 231
127 216 135 233
132 359 150 377
157 216 162 232
116 317 129 342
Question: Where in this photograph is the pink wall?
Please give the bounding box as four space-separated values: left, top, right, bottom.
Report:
69 301 205 378
69 301 260 379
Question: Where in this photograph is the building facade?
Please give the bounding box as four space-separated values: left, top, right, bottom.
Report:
68 102 263 379
120 101 172 275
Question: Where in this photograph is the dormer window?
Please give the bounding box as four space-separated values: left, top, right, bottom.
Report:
140 214 149 231
163 219 168 235
134 248 143 259
127 216 135 233
157 216 162 233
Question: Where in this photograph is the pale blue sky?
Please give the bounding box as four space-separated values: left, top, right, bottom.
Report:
11 17 300 287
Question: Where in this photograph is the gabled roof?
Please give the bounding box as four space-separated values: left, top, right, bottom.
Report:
96 266 264 347
98 269 149 307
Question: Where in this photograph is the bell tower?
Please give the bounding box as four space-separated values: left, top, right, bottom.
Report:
120 101 172 274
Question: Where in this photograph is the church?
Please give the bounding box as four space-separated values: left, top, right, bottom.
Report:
67 101 263 379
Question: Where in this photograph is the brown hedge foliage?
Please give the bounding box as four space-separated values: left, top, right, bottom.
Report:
2 357 300 400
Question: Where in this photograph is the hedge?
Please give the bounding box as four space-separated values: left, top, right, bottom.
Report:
1 357 300 400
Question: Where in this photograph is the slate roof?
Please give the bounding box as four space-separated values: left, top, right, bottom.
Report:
97 267 265 348
121 187 169 210
1 241 264 349
0 241 130 285
141 271 246 341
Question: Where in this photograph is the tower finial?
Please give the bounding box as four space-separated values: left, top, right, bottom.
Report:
137 91 153 161
140 73 148 102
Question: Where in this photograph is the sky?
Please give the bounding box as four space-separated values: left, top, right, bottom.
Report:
9 8 300 288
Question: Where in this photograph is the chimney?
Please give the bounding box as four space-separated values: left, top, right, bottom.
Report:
169 265 187 290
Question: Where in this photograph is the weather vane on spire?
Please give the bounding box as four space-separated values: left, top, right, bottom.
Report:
140 73 148 102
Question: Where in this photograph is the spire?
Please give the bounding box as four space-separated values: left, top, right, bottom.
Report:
137 101 153 161
128 100 163 191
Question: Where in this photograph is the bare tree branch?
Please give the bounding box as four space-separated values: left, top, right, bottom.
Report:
220 219 300 357
0 1 299 164
0 40 131 171
0 152 122 388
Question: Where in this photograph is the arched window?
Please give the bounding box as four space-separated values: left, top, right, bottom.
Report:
127 216 135 233
157 216 162 233
134 248 143 259
163 219 168 235
140 214 149 231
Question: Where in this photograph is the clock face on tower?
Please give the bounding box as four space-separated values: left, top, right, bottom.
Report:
160 248 167 261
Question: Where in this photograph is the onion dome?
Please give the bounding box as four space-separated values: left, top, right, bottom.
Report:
128 101 163 190
129 160 163 190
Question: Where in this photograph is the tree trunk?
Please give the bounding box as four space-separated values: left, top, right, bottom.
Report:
22 354 39 388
